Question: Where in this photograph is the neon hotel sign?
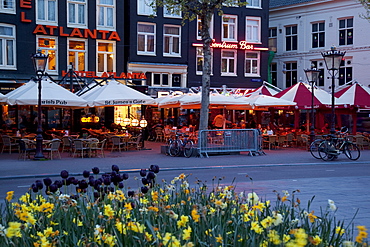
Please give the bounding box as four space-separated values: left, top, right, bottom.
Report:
20 0 120 41
192 40 268 51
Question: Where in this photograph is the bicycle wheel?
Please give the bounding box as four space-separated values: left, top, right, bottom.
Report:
310 139 323 159
183 140 194 158
169 140 181 157
343 143 360 161
318 141 336 161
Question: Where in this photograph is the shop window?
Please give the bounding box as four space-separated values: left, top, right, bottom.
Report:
0 24 15 69
312 22 325 48
246 17 261 43
339 17 353 46
37 36 58 73
68 0 87 27
68 39 87 71
137 22 156 55
268 28 277 52
164 25 180 57
245 52 259 77
97 0 115 30
137 0 155 16
196 47 213 75
221 50 236 76
97 40 115 74
37 0 57 25
285 25 297 51
222 15 237 42
0 0 15 14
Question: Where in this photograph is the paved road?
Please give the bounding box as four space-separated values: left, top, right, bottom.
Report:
0 141 369 228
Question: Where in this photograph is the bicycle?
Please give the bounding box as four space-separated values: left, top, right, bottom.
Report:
309 137 325 159
317 128 360 161
168 133 194 158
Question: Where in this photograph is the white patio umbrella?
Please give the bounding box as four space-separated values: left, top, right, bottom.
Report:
81 79 155 107
235 94 297 110
180 93 248 109
158 93 193 108
0 92 6 103
6 78 88 107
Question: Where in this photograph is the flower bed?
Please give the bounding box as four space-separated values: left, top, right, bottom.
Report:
0 165 368 246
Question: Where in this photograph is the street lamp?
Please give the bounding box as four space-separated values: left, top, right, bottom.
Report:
304 65 320 143
31 50 48 160
321 47 345 134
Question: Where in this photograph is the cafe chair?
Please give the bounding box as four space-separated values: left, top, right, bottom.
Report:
354 135 365 150
44 139 61 160
90 139 106 158
61 136 73 154
127 134 143 150
18 139 36 160
155 128 164 142
263 135 276 150
111 136 126 152
1 135 19 154
73 139 89 158
277 135 286 148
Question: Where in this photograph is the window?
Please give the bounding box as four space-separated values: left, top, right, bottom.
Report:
269 28 277 52
284 62 297 88
137 23 155 55
0 24 15 69
222 15 237 42
245 52 259 76
270 63 277 86
285 25 297 51
0 0 15 14
246 0 260 8
196 47 213 75
68 39 87 71
246 17 261 43
37 0 57 24
37 36 58 73
97 40 115 73
338 59 352 85
153 73 169 86
197 15 213 40
97 0 115 29
311 61 324 87
137 0 155 16
163 5 181 18
164 25 180 57
339 17 353 46
68 0 87 27
312 22 325 48
221 50 236 76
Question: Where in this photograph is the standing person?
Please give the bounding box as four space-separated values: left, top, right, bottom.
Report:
212 114 225 129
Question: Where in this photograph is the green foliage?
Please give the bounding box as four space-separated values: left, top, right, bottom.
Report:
359 0 370 20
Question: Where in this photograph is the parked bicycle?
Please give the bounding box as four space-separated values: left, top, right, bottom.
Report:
168 133 194 158
317 127 360 161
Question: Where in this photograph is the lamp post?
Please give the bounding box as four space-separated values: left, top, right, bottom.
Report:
321 47 345 134
304 65 320 143
31 50 48 160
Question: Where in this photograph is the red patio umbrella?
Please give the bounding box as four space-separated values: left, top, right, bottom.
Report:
334 82 370 109
249 84 280 96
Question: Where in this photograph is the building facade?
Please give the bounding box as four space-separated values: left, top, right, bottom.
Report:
269 0 370 91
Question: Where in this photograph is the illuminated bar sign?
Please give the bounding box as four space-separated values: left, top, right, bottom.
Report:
61 71 147 79
192 40 268 51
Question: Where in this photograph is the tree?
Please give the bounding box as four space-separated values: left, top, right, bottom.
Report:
153 0 245 131
359 0 370 20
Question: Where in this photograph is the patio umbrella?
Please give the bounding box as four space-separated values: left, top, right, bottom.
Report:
232 94 297 110
334 82 370 109
0 92 6 103
81 79 155 107
180 93 248 109
248 84 280 96
274 82 345 109
157 93 190 108
6 78 88 107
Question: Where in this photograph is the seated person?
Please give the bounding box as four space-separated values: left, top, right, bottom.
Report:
263 126 274 135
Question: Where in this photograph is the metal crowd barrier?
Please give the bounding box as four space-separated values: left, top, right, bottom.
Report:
197 129 265 158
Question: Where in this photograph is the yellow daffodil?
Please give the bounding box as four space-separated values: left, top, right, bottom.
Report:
215 234 223 243
177 215 189 228
310 235 322 245
6 191 14 202
307 211 317 223
104 204 115 218
191 208 200 223
5 222 22 238
336 226 345 235
182 226 192 240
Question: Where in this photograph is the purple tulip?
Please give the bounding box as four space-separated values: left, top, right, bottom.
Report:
128 191 135 197
49 184 58 193
118 182 124 189
79 180 88 189
147 171 155 180
31 184 38 193
112 165 120 172
140 169 147 177
92 167 100 174
82 170 90 178
60 170 69 179
43 178 52 186
142 177 149 185
121 173 129 180
149 165 160 173
141 186 149 194
35 180 43 189
54 180 63 188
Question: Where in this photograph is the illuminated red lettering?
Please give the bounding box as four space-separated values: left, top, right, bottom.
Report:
46 25 57 35
33 25 47 35
70 28 83 38
119 72 126 79
98 30 110 40
59 27 69 37
20 0 31 8
20 12 31 22
108 31 121 41
84 29 97 39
